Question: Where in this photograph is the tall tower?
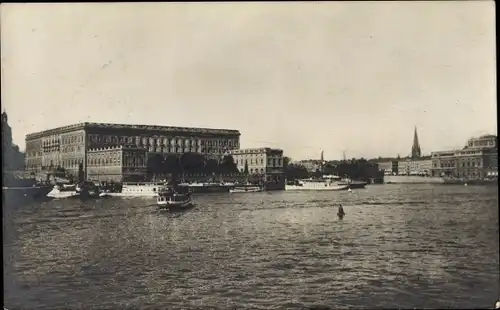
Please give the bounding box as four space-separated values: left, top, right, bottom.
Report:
411 126 421 159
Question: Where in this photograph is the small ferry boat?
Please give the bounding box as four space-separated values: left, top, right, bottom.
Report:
99 190 111 198
106 182 165 197
157 192 193 210
46 184 80 199
178 182 232 193
337 177 368 189
285 177 349 191
229 186 263 193
76 181 101 198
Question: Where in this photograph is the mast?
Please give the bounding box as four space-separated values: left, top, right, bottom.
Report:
320 150 325 175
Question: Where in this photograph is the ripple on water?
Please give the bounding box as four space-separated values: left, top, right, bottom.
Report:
3 184 499 309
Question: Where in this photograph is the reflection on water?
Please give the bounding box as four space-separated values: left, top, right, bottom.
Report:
3 184 499 309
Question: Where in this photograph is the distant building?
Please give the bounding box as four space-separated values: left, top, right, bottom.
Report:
25 122 240 181
227 147 284 175
431 135 498 179
398 158 432 176
2 110 24 170
411 126 422 159
378 161 393 175
293 160 322 173
86 145 148 182
226 147 285 189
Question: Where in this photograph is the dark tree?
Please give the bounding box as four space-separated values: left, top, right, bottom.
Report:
163 154 181 174
285 163 309 180
147 153 164 177
323 163 337 175
78 163 84 182
283 156 292 168
205 158 219 175
181 152 206 174
243 160 249 175
220 155 238 174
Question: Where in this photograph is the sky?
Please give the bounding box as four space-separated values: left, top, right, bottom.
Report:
1 2 496 161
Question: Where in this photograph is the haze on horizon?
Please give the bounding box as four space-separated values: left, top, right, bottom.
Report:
1 2 496 161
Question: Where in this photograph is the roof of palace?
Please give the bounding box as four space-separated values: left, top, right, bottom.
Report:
26 122 241 140
226 147 283 155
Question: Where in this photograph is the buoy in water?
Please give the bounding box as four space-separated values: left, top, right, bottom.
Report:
337 204 345 218
348 188 352 192
464 183 468 186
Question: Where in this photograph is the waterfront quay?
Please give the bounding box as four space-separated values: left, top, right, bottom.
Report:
22 121 287 190
370 131 498 184
15 118 499 189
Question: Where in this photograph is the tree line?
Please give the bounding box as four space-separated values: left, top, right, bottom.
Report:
147 153 239 177
284 156 383 181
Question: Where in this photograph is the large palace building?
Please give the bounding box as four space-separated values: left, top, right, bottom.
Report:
430 135 498 179
25 122 240 181
226 147 285 190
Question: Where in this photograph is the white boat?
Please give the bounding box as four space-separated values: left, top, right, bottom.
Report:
107 182 165 197
229 186 262 193
46 184 80 199
157 192 193 210
285 178 349 191
99 191 111 198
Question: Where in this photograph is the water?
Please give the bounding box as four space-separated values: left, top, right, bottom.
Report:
3 184 499 309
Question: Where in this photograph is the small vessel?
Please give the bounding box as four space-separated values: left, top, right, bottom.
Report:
46 184 80 199
99 191 111 198
229 186 263 193
285 177 349 191
106 182 165 197
76 181 100 198
339 179 367 189
157 192 193 210
325 175 367 189
229 182 264 193
178 182 232 193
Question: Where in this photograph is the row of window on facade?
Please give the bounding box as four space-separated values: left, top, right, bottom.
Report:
40 135 83 146
36 158 83 168
237 158 283 166
243 168 266 174
87 156 146 167
434 159 483 168
468 140 496 148
88 134 238 148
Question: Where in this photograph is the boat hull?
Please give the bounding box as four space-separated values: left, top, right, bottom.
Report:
384 175 445 184
108 192 159 197
179 185 230 193
285 184 349 191
229 187 262 193
339 182 367 189
46 189 80 199
157 201 193 210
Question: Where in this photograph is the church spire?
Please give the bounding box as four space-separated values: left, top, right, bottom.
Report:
411 126 421 159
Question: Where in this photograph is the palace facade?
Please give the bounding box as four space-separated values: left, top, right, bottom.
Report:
86 145 148 182
25 122 240 181
226 147 285 190
431 135 498 179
